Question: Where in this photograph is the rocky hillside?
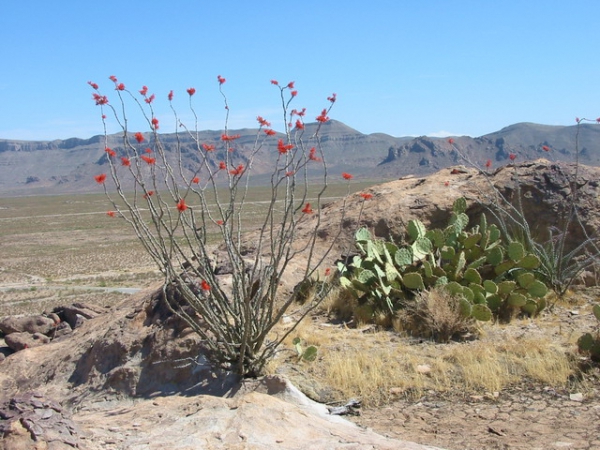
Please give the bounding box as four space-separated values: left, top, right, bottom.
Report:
0 120 598 195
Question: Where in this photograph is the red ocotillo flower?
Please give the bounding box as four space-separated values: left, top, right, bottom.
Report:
176 199 187 212
94 174 107 184
302 203 314 214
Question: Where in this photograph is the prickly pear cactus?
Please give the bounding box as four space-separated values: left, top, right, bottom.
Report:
338 197 550 324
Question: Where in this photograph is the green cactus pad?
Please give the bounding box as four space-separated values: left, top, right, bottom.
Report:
441 246 456 260
395 247 413 267
357 269 376 285
458 297 472 317
486 246 504 266
593 304 600 322
422 260 434 278
577 333 595 351
472 304 493 321
434 276 449 287
427 229 445 248
486 294 502 311
527 280 548 298
403 272 425 290
407 219 426 240
497 280 517 295
302 345 318 362
461 286 475 302
453 197 467 214
355 227 372 242
450 213 470 233
518 254 541 270
521 299 539 316
385 262 399 281
495 260 514 276
454 251 466 278
508 292 527 307
463 233 482 249
445 281 463 296
483 279 497 294
507 241 525 262
464 267 482 284
517 272 536 288
412 237 433 260
488 225 501 244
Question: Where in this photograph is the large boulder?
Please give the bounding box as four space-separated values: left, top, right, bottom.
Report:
0 316 56 336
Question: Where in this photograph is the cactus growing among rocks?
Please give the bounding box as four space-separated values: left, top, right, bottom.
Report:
339 198 549 325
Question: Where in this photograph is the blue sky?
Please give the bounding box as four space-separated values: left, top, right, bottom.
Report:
1 1 598 141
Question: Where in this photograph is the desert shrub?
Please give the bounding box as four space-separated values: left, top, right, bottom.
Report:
88 76 348 376
396 287 477 342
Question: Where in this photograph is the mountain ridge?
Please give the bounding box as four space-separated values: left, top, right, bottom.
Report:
0 120 598 196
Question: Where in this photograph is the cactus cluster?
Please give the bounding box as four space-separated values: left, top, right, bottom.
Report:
338 197 549 323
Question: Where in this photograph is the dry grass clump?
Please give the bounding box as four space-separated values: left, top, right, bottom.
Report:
267 306 577 407
395 288 477 342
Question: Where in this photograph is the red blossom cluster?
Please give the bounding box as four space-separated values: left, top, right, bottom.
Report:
201 280 211 291
256 116 271 127
192 176 200 184
139 86 148 96
105 147 116 157
141 155 156 165
217 75 226 85
145 94 155 104
342 172 353 180
542 145 550 152
359 193 373 200
221 134 241 141
151 117 159 130
485 159 492 168
202 143 215 152
88 81 99 90
92 93 108 105
219 161 227 170
277 139 294 154
509 153 517 161
116 83 125 91
316 109 329 123
264 129 276 136
134 132 145 143
94 174 107 184
308 147 321 162
168 90 174 101
143 190 154 199
187 87 196 96
121 157 131 167
302 203 313 214
291 108 306 117
176 199 187 212
327 93 337 103
295 120 304 130
229 164 245 176
106 211 116 218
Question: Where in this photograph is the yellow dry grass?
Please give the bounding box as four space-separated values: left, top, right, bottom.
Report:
267 312 578 407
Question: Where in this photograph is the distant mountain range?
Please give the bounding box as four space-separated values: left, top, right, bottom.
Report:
0 120 598 196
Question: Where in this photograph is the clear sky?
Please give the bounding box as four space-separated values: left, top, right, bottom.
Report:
1 1 598 141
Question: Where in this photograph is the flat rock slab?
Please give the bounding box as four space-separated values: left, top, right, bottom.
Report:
74 390 444 450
